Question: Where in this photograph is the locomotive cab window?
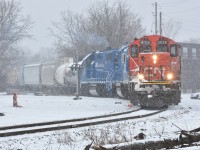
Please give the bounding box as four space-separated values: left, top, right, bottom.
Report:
157 45 168 52
157 39 168 52
131 45 138 58
139 45 152 53
170 45 177 57
86 54 94 67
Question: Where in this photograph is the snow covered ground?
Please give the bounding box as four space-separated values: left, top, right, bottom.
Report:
0 93 200 150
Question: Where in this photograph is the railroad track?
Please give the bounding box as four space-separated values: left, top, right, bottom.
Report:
0 107 166 137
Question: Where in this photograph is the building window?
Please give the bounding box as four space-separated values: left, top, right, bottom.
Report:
182 47 188 58
192 48 196 58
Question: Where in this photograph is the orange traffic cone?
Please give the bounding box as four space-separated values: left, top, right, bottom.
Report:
128 103 133 108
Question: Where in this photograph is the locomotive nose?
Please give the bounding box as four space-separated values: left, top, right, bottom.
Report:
139 53 170 65
138 53 171 81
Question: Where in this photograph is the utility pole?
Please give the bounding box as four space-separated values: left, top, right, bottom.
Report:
155 2 158 35
159 12 162 36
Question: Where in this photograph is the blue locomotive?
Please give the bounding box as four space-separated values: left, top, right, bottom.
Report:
80 45 130 98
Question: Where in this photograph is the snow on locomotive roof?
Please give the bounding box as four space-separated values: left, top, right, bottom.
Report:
78 53 92 65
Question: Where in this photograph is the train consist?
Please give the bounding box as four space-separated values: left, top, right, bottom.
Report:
6 35 181 108
80 35 181 108
6 58 76 94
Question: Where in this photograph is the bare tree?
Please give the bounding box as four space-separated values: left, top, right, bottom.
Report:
50 10 88 59
50 0 145 59
162 18 181 39
0 0 32 89
86 0 144 48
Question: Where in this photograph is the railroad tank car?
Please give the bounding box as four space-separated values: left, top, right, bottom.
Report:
55 62 76 93
40 61 69 93
80 35 181 108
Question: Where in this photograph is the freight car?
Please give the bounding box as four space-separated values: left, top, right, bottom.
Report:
80 35 181 108
6 58 76 95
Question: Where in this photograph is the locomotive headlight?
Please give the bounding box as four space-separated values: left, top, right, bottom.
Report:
167 73 173 80
138 74 144 80
152 55 157 60
152 55 157 64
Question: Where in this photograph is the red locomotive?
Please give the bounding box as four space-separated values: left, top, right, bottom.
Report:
128 35 181 108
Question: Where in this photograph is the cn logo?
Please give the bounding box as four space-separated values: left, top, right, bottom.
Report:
143 67 166 77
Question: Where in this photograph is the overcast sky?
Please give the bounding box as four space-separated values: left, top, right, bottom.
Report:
20 0 200 54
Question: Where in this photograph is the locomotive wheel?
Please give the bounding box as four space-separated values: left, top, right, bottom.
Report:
166 90 181 105
81 84 90 96
129 91 140 105
121 84 130 99
116 83 130 99
96 84 107 97
138 92 167 109
96 84 115 97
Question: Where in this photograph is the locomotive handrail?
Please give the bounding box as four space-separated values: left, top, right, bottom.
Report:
140 81 175 85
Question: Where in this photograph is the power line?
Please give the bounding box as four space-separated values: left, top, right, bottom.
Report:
157 9 200 37
179 22 200 28
160 1 186 7
146 1 200 39
159 0 189 7
163 14 200 26
181 27 200 33
162 5 200 14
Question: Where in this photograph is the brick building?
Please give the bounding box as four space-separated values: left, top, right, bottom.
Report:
179 42 200 93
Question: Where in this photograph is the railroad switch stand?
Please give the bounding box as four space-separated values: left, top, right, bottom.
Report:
70 63 82 100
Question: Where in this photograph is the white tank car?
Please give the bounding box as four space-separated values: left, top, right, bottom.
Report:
55 63 76 86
